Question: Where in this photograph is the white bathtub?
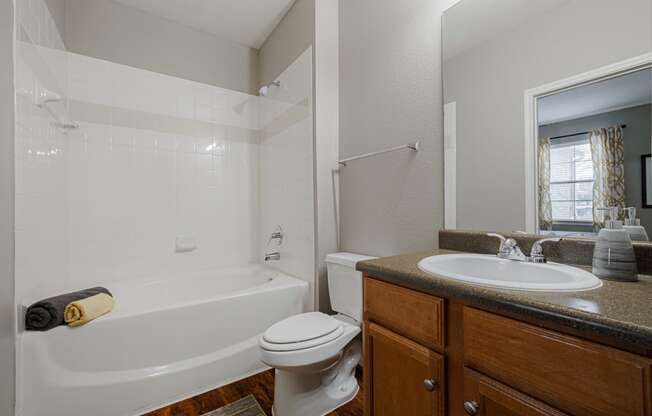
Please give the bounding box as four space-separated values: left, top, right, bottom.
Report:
17 266 308 416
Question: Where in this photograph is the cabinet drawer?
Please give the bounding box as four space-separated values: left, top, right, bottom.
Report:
463 368 568 416
364 322 444 416
463 307 652 416
364 277 444 350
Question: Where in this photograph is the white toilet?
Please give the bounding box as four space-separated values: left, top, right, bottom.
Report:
259 252 375 416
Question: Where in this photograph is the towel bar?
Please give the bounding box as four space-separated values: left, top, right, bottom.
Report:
338 141 419 166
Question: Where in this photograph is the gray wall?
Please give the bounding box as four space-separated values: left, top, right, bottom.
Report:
45 0 66 42
64 0 259 94
258 0 315 86
339 0 449 256
444 0 652 233
539 104 652 231
0 0 15 414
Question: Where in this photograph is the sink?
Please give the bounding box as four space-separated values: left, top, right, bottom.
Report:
417 254 602 292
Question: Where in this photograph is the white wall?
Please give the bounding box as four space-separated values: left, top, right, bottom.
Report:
64 0 259 94
259 48 315 310
314 0 339 312
0 1 15 414
338 0 458 256
444 0 652 232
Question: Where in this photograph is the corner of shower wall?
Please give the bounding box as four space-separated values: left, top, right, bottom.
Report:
258 47 316 311
14 0 71 308
14 1 70 413
2 1 16 415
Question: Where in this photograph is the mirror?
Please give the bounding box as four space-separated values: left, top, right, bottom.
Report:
443 0 652 239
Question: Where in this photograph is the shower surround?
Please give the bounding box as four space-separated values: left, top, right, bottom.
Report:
14 1 315 414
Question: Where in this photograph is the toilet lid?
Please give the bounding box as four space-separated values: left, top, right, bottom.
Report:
263 312 341 344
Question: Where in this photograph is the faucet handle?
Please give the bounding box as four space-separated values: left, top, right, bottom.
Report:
487 233 511 256
267 225 283 246
530 237 561 263
487 233 506 242
487 233 527 261
487 233 507 248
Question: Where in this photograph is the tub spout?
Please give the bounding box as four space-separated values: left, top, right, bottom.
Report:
265 252 280 261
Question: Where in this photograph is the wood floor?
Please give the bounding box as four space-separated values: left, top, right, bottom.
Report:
144 369 363 416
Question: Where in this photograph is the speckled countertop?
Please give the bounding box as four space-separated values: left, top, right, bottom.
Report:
357 249 652 356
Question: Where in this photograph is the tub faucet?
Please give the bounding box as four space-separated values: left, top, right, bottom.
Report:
265 252 280 261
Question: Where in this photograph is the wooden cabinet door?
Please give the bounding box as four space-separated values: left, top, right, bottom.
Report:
463 307 652 416
364 322 444 416
463 368 568 416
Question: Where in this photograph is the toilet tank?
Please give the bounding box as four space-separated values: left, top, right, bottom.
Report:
325 252 376 323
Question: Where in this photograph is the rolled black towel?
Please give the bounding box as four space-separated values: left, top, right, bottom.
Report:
25 287 112 331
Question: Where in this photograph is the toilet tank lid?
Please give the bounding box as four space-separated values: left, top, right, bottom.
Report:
325 252 377 268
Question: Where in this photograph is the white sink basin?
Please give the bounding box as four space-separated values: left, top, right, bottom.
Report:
418 254 602 292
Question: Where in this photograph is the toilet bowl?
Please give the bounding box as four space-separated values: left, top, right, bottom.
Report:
259 252 375 416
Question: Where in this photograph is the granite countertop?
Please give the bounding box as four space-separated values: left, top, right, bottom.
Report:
357 249 652 356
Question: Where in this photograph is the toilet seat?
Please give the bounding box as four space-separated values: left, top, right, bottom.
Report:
261 312 344 352
259 318 361 370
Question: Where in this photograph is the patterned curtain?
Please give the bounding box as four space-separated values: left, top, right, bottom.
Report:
538 136 553 230
589 126 625 230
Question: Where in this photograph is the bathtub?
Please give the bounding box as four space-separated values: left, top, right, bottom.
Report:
17 266 308 416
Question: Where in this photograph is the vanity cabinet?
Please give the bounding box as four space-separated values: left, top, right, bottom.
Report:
363 275 652 416
363 278 445 416
364 322 444 416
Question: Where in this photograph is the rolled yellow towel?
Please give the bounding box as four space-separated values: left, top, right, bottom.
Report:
64 293 114 327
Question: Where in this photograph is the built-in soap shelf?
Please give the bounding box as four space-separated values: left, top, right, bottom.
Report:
35 88 79 133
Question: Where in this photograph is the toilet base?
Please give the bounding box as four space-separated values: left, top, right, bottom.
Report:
271 339 361 416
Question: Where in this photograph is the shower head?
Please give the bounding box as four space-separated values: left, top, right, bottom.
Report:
259 80 280 97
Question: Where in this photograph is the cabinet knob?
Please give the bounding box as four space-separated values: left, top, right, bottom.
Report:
463 401 479 415
423 378 437 392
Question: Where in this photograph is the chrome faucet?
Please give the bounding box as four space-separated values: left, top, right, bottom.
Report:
267 226 283 246
487 233 528 261
264 252 280 261
487 233 560 263
265 226 283 262
529 237 561 263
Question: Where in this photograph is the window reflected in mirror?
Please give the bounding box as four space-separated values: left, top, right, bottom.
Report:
537 68 652 239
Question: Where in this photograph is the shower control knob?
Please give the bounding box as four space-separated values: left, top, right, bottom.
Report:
423 378 437 392
464 401 479 415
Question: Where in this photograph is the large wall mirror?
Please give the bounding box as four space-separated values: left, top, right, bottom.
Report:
443 0 652 239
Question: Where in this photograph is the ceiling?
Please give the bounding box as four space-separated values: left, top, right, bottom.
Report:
111 0 296 49
538 68 652 125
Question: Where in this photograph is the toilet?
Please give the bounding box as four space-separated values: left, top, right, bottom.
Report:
259 252 376 416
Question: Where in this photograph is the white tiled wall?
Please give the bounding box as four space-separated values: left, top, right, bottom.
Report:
62 52 261 291
15 0 316 307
